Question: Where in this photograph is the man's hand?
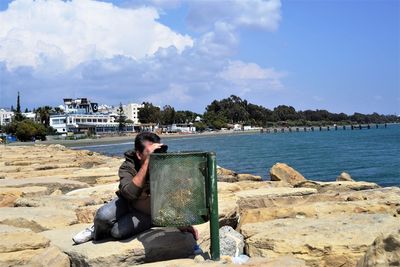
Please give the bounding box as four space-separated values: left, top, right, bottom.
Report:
142 143 164 161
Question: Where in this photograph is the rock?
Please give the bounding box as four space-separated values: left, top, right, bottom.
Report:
237 199 399 230
0 225 69 267
219 226 244 257
217 166 237 177
0 230 50 253
75 204 102 223
237 173 262 182
218 175 238 183
96 176 119 184
194 254 205 263
217 167 238 182
0 245 70 267
242 214 400 267
269 163 306 186
0 188 21 207
0 186 49 207
0 207 77 232
236 187 317 211
0 177 89 194
42 224 196 266
357 229 400 267
66 183 118 203
14 194 98 209
296 181 380 193
337 172 354 182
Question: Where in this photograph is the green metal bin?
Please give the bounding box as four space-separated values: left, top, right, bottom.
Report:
149 151 220 260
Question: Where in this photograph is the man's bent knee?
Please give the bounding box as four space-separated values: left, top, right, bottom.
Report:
110 223 128 239
94 205 115 226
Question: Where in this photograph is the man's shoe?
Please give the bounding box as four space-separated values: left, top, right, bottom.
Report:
72 225 94 244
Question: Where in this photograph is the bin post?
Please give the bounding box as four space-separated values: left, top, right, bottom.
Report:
207 152 220 261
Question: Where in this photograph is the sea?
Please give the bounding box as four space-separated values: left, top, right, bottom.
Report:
72 124 400 187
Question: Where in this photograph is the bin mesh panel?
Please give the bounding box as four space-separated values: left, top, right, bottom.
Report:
150 152 208 227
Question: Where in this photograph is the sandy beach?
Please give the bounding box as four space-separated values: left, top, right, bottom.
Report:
7 130 261 147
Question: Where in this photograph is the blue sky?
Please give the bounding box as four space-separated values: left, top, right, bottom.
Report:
0 0 398 115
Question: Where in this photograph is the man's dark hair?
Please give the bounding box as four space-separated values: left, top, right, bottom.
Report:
134 132 161 153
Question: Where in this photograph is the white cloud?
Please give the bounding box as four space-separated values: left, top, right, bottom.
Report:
0 0 286 112
187 0 281 32
219 60 286 90
0 0 193 70
145 83 193 106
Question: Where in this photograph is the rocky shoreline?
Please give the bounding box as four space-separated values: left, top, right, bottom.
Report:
0 145 399 266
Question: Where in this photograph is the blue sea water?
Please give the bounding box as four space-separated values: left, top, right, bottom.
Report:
72 124 400 187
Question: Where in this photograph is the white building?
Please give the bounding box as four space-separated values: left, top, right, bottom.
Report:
0 109 13 125
123 103 144 124
50 98 135 134
22 112 36 120
170 123 196 133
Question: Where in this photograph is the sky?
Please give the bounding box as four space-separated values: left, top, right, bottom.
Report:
0 0 399 115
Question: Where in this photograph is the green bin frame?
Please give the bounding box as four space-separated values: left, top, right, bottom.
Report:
149 151 220 261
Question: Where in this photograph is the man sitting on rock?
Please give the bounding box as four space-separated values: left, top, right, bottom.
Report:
72 132 198 244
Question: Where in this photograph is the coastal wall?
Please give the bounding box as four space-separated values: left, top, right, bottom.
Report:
0 145 399 266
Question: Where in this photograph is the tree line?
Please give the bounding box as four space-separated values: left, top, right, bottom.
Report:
1 94 398 141
139 95 399 130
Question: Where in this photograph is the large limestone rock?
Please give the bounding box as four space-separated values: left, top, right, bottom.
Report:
0 207 77 232
337 172 354 182
42 224 197 266
295 180 379 193
0 186 48 207
236 187 317 211
242 214 400 267
237 174 262 182
269 163 306 186
237 199 399 230
66 182 118 203
0 177 89 194
357 229 400 267
139 255 306 266
0 225 69 267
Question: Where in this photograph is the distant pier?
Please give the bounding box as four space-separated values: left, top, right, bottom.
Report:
260 123 388 134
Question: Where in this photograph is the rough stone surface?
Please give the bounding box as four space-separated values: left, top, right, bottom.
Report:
0 207 77 232
269 162 306 186
138 255 306 266
237 198 399 230
0 186 49 207
237 173 262 182
296 180 379 193
66 182 118 203
42 224 197 266
0 246 70 267
357 229 400 267
237 187 317 211
75 204 102 223
0 177 89 193
1 145 399 267
0 225 69 267
219 226 244 257
243 214 400 267
337 172 354 182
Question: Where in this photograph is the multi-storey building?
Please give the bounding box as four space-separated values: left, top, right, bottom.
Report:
0 109 13 125
123 103 144 124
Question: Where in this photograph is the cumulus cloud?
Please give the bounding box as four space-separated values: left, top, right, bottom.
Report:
186 0 281 32
219 61 286 90
0 0 193 70
0 0 286 112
